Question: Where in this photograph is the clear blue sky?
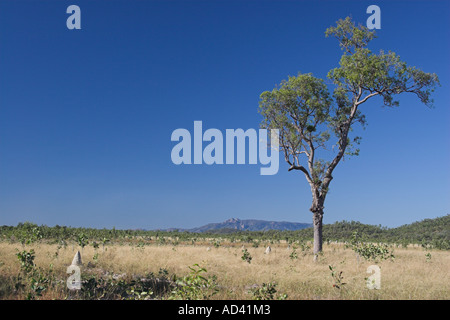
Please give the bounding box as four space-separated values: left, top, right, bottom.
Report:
1 0 449 229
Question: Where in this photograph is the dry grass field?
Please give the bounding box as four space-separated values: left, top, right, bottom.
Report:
0 241 448 300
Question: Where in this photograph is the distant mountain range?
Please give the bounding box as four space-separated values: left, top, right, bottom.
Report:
164 218 312 233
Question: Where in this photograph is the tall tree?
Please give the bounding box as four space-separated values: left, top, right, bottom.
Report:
258 17 439 258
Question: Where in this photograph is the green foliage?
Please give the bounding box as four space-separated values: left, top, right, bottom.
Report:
259 17 439 196
77 233 89 249
299 242 311 255
325 17 376 53
12 222 44 245
136 241 145 249
15 249 50 300
213 240 221 248
78 270 172 300
258 16 440 255
289 248 298 260
347 231 395 262
169 264 218 300
430 239 449 250
248 282 287 300
259 73 333 193
241 249 252 264
27 273 49 300
80 276 122 300
328 48 439 108
126 288 152 300
329 265 346 290
1 215 448 250
16 249 36 274
101 237 110 250
326 17 439 109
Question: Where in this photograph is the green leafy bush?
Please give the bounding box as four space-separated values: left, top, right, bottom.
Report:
348 231 395 262
169 264 218 300
289 248 298 260
16 249 51 300
248 282 287 300
241 249 252 264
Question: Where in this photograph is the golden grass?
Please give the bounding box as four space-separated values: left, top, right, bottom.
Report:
0 241 448 300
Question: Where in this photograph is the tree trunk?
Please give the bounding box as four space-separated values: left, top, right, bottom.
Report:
310 191 324 261
313 210 323 256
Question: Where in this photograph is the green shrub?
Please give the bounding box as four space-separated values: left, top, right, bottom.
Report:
248 282 287 300
289 248 298 260
15 249 50 300
348 231 395 262
241 249 252 264
169 264 218 300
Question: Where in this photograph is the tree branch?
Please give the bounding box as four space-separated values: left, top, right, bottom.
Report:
355 91 380 106
288 165 313 184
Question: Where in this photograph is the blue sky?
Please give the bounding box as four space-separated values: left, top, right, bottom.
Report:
0 0 449 229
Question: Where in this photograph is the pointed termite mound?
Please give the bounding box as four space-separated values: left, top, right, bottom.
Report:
71 251 82 266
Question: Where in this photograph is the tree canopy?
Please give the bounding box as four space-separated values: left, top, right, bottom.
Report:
258 17 440 254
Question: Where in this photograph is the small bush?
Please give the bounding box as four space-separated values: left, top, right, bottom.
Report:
169 264 218 300
248 282 287 300
241 249 252 264
289 248 298 260
348 231 395 262
15 249 51 300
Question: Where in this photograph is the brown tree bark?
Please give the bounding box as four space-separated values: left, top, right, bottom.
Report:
310 191 325 260
312 210 323 256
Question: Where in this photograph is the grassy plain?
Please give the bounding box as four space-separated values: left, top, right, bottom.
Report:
0 240 448 300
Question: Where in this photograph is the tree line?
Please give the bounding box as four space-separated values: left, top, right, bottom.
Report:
1 214 448 250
